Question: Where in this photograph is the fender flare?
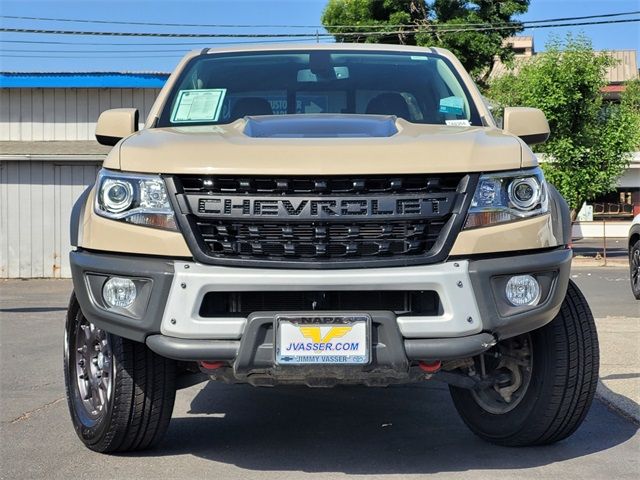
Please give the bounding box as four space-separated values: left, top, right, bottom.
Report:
70 186 93 247
547 183 571 246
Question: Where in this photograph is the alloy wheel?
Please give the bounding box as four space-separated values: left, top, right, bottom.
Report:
73 318 113 419
632 247 640 293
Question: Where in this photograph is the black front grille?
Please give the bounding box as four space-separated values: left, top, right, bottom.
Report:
167 174 473 268
199 290 441 317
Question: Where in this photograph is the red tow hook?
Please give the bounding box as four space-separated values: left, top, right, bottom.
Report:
419 360 442 374
199 361 225 370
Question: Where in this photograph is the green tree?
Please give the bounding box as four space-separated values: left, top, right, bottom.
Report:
489 34 640 217
321 0 530 81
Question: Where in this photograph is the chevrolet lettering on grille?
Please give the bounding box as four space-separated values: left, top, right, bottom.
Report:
193 194 455 220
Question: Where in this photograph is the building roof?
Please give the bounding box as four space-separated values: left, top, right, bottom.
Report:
0 141 111 161
604 50 638 84
488 56 529 81
504 36 535 56
0 72 169 88
490 41 639 85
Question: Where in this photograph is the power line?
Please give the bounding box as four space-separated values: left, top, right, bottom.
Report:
0 43 330 55
0 37 324 46
0 14 330 29
0 27 336 38
0 41 338 57
509 11 640 24
334 17 640 34
0 54 187 58
328 10 640 28
1 11 638 29
444 17 640 33
2 48 204 53
1 17 638 38
0 38 322 50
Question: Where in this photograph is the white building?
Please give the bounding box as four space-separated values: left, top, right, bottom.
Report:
0 72 166 278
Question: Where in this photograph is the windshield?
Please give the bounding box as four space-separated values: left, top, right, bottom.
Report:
157 50 482 127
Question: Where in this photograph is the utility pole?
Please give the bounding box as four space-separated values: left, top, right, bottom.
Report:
603 217 607 266
316 29 319 43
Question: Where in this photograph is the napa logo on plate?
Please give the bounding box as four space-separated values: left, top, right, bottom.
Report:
298 326 352 344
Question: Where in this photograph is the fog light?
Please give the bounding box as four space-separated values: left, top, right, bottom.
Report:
103 277 137 308
505 275 540 306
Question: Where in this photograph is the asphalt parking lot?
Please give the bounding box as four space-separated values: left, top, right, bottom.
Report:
1 265 639 480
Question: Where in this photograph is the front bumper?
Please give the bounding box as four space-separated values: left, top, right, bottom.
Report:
71 247 571 373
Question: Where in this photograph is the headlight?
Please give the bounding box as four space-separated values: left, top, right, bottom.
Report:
101 179 134 213
94 169 177 231
464 167 548 229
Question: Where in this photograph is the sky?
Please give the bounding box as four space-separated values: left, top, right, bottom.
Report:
0 0 638 72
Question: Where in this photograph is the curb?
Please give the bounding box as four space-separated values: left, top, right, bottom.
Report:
596 381 640 425
572 257 629 268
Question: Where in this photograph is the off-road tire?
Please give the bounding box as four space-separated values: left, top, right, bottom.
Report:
449 280 599 446
630 239 640 300
64 294 176 453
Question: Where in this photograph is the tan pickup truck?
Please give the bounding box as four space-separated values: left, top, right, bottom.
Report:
64 44 599 453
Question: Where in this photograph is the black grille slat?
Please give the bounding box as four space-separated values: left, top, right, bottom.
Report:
214 222 437 242
179 174 462 195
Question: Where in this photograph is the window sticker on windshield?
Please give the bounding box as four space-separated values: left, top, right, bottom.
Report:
445 119 471 127
410 55 430 61
439 96 465 115
171 89 226 123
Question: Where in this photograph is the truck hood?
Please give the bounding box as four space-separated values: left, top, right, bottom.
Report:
108 115 529 175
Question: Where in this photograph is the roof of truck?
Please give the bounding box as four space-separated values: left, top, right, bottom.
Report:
197 42 439 56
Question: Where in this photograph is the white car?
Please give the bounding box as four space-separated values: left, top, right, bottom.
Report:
630 214 640 299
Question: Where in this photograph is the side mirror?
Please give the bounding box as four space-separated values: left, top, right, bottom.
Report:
95 108 139 146
503 107 550 145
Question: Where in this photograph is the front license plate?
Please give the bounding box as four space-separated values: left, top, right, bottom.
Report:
275 314 370 365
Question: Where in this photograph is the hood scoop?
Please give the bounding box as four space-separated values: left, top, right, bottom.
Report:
242 114 399 138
